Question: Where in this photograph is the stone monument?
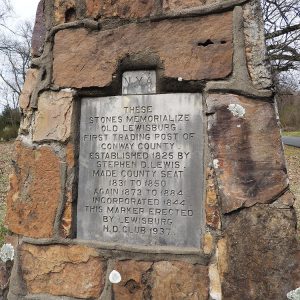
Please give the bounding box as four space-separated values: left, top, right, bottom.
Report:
3 0 299 299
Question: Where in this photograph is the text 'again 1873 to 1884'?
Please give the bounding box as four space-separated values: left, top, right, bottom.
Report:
77 94 204 248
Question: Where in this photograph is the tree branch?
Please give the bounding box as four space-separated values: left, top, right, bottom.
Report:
266 23 300 39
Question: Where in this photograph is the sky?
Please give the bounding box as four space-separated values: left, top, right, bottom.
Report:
0 0 40 111
10 0 40 24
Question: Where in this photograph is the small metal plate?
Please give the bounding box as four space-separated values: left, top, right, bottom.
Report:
77 93 204 248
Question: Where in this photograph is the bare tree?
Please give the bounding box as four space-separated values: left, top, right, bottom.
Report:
0 21 32 109
0 0 11 24
0 0 32 131
262 0 300 90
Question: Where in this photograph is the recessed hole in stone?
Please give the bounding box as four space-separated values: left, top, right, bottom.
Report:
197 39 214 47
41 69 47 81
125 279 140 293
65 7 76 23
221 40 227 44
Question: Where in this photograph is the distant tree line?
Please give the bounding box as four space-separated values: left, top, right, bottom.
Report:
0 105 20 140
0 0 31 140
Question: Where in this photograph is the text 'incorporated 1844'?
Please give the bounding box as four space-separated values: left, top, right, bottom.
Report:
77 94 204 248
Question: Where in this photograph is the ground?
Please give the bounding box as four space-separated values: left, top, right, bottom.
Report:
0 140 299 244
283 131 300 137
0 141 14 244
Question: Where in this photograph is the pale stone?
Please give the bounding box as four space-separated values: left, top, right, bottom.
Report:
243 2 272 90
122 70 156 95
203 233 214 255
33 91 74 142
19 69 39 110
19 110 33 135
209 263 222 300
216 238 228 282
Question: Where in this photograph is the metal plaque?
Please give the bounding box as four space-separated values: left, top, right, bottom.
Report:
77 94 204 248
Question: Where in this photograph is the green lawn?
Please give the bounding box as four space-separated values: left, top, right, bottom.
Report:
282 131 300 137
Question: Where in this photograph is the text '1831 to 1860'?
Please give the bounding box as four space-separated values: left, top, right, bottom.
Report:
77 94 204 248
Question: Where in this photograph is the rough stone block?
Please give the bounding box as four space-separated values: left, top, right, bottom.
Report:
222 204 299 299
60 143 76 237
112 260 209 299
203 232 214 255
53 12 233 88
112 260 152 299
206 167 221 229
33 91 74 143
5 142 61 238
243 2 272 90
19 110 33 135
152 261 209 299
207 94 288 213
163 0 220 12
86 0 156 19
60 191 73 237
31 0 46 57
19 69 39 111
54 0 76 24
20 244 105 298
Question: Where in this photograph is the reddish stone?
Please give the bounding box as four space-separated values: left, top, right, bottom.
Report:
31 0 46 57
113 260 152 299
163 0 219 12
20 244 105 298
207 94 288 213
66 143 75 169
60 143 76 237
86 0 156 19
86 0 101 18
222 205 298 299
32 91 74 143
206 168 221 229
60 191 73 238
0 262 9 291
54 0 76 24
53 12 233 88
5 142 61 238
152 261 209 299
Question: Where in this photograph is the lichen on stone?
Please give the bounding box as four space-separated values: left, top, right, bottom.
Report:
227 103 245 118
0 243 14 262
287 288 300 300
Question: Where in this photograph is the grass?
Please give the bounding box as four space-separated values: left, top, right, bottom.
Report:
0 141 14 247
282 131 300 137
0 223 9 246
284 145 300 236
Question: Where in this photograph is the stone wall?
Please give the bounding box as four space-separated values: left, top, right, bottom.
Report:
3 0 299 299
